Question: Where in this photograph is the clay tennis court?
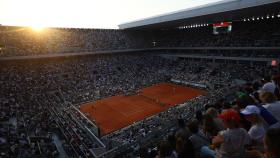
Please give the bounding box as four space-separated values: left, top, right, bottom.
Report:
80 83 207 136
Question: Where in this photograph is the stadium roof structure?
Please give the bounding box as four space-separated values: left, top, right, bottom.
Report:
119 0 280 29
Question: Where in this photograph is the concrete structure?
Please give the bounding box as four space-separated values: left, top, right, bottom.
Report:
119 0 280 29
1 47 279 61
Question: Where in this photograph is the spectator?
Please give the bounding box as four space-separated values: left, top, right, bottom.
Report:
202 114 220 139
212 109 251 158
175 119 191 140
241 105 267 146
260 92 280 128
175 136 195 158
261 76 276 94
187 120 210 156
205 107 224 132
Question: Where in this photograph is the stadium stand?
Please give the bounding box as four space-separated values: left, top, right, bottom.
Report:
151 20 280 47
0 27 149 57
1 19 280 57
1 0 280 158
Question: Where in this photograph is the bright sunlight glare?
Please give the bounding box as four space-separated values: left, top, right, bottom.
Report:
30 26 45 32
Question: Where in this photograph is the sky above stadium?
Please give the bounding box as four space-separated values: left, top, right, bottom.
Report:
0 0 221 29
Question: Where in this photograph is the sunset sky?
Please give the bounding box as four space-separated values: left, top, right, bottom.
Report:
0 0 221 29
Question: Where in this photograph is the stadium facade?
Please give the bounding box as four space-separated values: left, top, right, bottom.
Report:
119 0 280 29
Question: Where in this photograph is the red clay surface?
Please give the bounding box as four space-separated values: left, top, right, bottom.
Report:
80 83 207 136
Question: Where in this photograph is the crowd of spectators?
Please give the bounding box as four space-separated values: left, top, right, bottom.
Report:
0 92 59 157
0 27 148 57
153 19 280 48
1 53 280 158
125 63 280 158
0 10 279 158
1 18 280 57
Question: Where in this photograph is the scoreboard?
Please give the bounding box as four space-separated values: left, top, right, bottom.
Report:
213 22 232 35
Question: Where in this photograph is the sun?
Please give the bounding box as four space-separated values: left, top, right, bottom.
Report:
30 26 45 32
